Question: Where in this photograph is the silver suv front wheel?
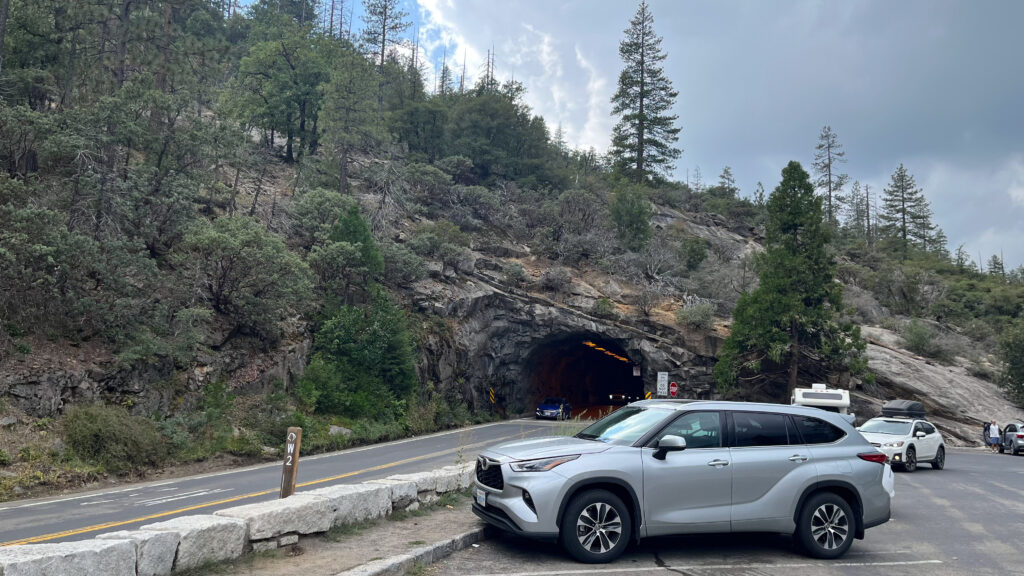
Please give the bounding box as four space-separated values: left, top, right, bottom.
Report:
560 489 632 563
797 492 854 559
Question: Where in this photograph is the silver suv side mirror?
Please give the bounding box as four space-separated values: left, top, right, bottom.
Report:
915 431 926 438
653 435 687 460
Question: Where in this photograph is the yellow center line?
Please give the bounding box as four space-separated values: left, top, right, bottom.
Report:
1 429 540 547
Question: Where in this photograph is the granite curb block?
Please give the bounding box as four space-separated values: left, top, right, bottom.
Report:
332 527 488 576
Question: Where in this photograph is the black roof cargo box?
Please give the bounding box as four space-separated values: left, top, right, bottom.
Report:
881 399 926 419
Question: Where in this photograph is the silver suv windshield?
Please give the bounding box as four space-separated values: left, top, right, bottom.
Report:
576 406 672 445
860 419 912 435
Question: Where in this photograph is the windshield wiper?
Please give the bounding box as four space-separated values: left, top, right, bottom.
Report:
575 432 599 440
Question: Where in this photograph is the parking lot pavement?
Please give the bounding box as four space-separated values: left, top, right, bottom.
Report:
428 449 1024 576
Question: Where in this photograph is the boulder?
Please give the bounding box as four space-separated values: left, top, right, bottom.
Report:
214 494 334 540
140 515 247 571
97 530 178 576
0 539 135 576
304 483 391 526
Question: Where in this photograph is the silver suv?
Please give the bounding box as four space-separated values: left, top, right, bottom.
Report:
473 400 892 563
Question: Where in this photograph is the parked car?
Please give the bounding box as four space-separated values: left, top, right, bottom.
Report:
474 400 892 563
535 397 572 420
858 416 946 472
998 420 1024 455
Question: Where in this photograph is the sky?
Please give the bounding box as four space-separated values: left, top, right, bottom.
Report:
299 0 1024 268
400 0 1024 268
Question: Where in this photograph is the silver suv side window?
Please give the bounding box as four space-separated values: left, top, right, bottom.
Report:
1008 424 1018 433
732 411 791 447
921 422 936 435
792 415 846 444
654 411 722 449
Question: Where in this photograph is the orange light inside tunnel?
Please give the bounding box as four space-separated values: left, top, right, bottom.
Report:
582 341 632 364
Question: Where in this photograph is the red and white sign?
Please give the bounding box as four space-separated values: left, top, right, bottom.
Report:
669 382 678 397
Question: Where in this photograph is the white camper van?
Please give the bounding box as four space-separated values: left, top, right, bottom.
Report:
792 383 855 423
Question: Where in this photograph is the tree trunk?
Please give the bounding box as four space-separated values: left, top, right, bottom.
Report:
338 147 349 195
115 0 133 88
788 317 799 398
0 0 12 77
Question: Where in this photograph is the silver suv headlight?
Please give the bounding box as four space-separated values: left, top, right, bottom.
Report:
509 455 580 472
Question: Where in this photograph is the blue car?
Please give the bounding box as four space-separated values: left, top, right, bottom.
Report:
535 397 572 420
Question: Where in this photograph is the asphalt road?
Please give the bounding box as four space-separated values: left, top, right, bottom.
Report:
0 418 563 546
429 449 1024 576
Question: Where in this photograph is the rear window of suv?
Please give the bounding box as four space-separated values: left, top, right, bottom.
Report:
792 415 846 444
732 412 791 447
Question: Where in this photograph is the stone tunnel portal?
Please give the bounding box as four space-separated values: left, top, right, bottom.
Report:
525 334 643 412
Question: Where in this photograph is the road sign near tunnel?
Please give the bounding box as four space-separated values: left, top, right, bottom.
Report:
670 382 678 397
656 372 668 396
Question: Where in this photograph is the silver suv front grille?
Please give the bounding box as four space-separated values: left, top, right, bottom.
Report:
476 457 503 490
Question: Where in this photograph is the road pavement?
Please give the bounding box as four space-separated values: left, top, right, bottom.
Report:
428 448 1024 576
0 418 563 546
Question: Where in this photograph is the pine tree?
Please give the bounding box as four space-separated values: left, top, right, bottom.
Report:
878 164 934 259
714 161 863 398
812 125 849 227
609 0 680 183
360 0 410 72
842 180 868 243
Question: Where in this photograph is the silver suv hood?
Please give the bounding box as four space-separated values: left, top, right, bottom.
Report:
485 436 611 461
860 432 905 444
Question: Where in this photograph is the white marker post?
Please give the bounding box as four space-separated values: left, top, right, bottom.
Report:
280 427 302 499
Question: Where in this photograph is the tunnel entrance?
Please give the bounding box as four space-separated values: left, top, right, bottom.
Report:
525 334 643 415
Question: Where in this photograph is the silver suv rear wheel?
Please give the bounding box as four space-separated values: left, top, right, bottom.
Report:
560 489 631 563
797 492 854 559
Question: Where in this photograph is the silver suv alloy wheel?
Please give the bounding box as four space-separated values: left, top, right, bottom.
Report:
810 502 849 550
576 502 622 554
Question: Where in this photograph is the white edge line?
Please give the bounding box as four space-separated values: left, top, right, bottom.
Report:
461 559 943 576
0 419 530 512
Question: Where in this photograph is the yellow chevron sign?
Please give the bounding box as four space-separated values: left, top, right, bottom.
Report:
645 391 652 399
489 387 495 404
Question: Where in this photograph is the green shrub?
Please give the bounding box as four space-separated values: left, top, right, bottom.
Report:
64 405 168 473
381 240 427 287
679 237 709 271
540 268 572 293
0 449 11 466
504 263 527 287
227 431 263 457
676 300 716 329
902 319 944 359
591 298 618 319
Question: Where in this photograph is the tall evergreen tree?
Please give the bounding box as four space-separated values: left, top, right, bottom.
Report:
321 42 382 194
609 0 680 183
842 180 868 242
714 161 863 398
360 0 410 72
812 125 849 227
878 163 934 259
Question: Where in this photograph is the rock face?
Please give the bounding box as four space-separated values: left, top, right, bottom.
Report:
0 331 310 418
860 327 1016 445
0 539 136 576
413 269 722 413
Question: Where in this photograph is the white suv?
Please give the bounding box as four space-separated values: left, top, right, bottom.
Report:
858 417 945 472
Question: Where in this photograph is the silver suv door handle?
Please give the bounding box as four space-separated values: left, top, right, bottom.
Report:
788 455 809 463
707 459 730 467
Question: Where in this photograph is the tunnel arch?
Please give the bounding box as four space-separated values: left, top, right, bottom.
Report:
523 333 644 412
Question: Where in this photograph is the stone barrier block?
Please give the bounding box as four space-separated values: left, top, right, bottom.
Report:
0 539 135 576
383 471 437 494
305 483 391 526
97 530 179 576
141 514 247 571
215 494 333 540
367 479 418 509
432 468 461 494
